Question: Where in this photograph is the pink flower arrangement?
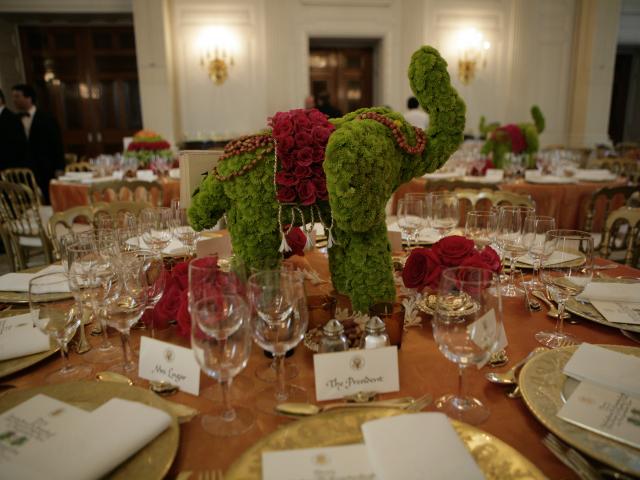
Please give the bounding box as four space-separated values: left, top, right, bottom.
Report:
270 108 335 206
402 236 501 291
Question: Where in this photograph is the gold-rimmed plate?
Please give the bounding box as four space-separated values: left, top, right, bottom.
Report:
519 345 640 477
225 408 546 480
0 381 180 479
0 290 73 304
513 256 586 270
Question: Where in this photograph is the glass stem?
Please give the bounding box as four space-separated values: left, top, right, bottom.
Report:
532 258 540 284
99 314 110 348
219 379 236 422
274 354 287 402
556 300 566 335
457 364 466 399
59 341 73 373
509 255 517 290
120 329 133 370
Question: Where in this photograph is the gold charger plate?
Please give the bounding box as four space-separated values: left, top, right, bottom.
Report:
225 408 546 480
0 290 73 304
0 309 59 379
513 255 585 270
0 381 179 479
519 345 640 477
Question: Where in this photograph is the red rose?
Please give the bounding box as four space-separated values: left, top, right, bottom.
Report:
435 236 476 267
276 171 299 187
312 177 328 200
479 246 501 273
294 112 311 131
176 290 191 337
279 153 294 170
271 115 294 137
154 279 183 326
276 135 295 153
309 109 327 123
172 261 189 290
402 248 442 290
296 179 317 206
294 164 312 178
311 125 331 144
312 147 325 164
295 131 313 148
454 261 494 292
296 147 314 166
277 186 297 203
311 163 324 178
215 271 245 296
284 227 306 258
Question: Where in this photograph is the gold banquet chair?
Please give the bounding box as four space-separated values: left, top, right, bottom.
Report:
0 181 54 270
600 206 640 267
88 180 164 207
0 167 45 206
47 206 95 260
65 161 93 173
93 201 149 228
454 188 535 211
582 185 639 251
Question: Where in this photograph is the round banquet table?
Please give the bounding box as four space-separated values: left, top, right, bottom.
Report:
2 246 639 479
48 177 181 212
393 177 628 231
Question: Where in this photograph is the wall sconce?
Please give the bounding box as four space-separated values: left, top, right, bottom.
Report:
197 26 238 86
457 28 490 85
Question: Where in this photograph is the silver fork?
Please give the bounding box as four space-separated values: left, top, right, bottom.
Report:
542 433 599 480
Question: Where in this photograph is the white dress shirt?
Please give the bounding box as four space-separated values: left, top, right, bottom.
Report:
403 109 429 129
21 105 36 138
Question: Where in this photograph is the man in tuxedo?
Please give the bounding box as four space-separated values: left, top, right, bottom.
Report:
0 88 27 169
12 84 65 204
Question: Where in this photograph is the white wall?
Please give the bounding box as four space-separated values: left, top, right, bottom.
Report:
619 0 640 45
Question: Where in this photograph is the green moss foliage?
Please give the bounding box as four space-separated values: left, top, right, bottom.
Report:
189 45 465 312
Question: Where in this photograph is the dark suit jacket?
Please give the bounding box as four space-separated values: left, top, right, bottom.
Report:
27 109 65 204
0 107 27 169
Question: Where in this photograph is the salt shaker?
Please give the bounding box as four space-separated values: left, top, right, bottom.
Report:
359 316 390 349
318 319 350 353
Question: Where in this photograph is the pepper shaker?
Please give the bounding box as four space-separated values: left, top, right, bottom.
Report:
319 319 350 353
359 316 390 349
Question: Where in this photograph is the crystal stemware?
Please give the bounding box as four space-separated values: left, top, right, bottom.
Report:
464 210 497 249
29 272 93 383
432 266 503 425
137 249 166 337
172 208 199 255
496 205 535 296
536 229 593 348
397 197 424 250
427 192 459 238
522 215 556 289
249 269 308 414
139 207 173 252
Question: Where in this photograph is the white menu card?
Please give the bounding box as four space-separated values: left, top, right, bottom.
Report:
0 312 50 361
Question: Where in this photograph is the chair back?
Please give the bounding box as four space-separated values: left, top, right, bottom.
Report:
47 205 95 259
92 201 149 227
0 168 44 206
600 206 640 267
454 188 535 211
583 185 640 251
591 157 639 181
426 179 499 192
65 162 93 173
88 180 163 206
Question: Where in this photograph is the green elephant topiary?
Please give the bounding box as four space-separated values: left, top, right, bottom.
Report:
189 45 465 312
479 105 545 169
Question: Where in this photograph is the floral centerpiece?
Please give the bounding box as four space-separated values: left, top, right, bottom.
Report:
479 106 545 169
125 129 173 169
402 236 501 292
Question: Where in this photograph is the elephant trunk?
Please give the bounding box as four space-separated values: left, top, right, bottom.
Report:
408 46 466 175
531 105 545 134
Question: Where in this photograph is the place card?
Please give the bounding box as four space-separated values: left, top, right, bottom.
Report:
467 308 508 369
591 301 640 326
557 381 640 449
0 312 50 361
262 444 375 480
138 336 200 395
563 344 640 399
313 346 399 401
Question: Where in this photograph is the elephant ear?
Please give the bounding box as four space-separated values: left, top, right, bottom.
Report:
188 173 230 231
402 46 466 184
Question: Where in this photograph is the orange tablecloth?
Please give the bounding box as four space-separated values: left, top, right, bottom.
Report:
393 178 627 230
48 178 180 212
3 247 638 479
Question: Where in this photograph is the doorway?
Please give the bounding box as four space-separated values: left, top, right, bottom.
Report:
19 24 142 158
309 39 377 116
608 46 640 145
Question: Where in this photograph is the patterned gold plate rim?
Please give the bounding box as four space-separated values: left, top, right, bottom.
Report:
519 345 640 477
513 256 585 270
0 290 73 304
0 381 179 479
225 408 547 480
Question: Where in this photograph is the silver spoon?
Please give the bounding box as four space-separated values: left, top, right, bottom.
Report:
276 394 432 417
485 347 547 385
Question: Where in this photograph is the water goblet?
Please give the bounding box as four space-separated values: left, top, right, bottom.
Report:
138 249 166 337
139 207 173 252
432 266 503 425
427 192 459 238
397 197 424 250
536 230 593 348
522 215 556 289
29 272 93 383
191 294 254 436
249 269 308 414
496 205 535 296
464 210 497 249
172 208 199 255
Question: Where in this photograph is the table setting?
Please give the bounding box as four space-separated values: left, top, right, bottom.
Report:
2 44 639 480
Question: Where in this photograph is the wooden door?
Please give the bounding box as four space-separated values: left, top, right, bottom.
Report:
19 26 142 158
309 47 373 115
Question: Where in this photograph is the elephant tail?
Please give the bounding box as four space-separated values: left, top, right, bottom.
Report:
408 46 466 173
531 105 545 134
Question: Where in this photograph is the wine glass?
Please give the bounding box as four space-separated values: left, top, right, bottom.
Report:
191 293 254 436
138 249 166 337
522 215 556 289
103 252 148 373
464 210 497 249
427 192 459 237
188 256 254 402
432 266 503 425
29 272 93 383
496 205 535 296
172 208 199 255
249 269 308 413
139 207 173 252
397 197 424 250
536 230 593 348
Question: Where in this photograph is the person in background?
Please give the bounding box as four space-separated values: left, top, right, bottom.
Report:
403 96 429 129
12 84 65 204
316 91 342 118
0 88 27 169
304 94 316 109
